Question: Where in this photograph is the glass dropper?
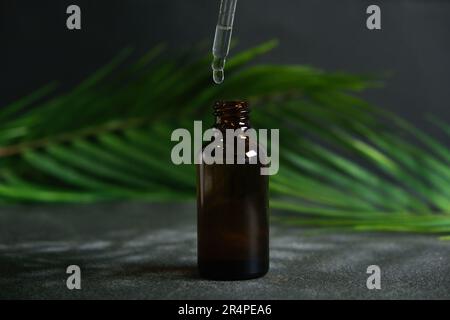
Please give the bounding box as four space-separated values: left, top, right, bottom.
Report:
212 0 238 84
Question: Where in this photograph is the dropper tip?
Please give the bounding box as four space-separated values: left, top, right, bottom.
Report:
212 57 226 85
213 69 224 84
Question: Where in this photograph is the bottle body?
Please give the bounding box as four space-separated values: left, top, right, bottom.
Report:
197 101 269 280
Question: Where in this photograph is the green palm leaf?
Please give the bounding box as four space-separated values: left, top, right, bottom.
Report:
0 41 449 235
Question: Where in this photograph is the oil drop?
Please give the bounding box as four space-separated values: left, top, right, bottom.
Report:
212 57 225 84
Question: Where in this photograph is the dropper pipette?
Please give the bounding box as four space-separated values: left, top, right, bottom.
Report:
212 0 238 84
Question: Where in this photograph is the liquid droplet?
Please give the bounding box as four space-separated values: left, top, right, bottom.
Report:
212 57 226 85
213 69 224 84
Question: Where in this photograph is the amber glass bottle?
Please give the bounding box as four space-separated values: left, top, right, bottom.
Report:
197 100 269 280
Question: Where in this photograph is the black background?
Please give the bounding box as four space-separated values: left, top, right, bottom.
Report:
1 0 449 139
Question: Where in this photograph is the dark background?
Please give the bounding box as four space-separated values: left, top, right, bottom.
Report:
1 0 449 138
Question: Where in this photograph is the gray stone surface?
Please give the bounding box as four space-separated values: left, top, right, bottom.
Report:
0 203 449 300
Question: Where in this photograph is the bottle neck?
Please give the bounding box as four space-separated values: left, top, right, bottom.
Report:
214 100 251 130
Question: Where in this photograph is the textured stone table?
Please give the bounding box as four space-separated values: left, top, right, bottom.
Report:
0 203 448 300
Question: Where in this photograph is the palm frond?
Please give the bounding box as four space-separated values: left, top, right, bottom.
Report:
0 41 449 235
